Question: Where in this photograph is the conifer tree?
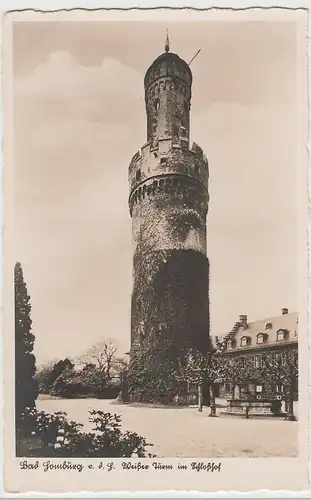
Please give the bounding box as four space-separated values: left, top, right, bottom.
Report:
15 262 38 423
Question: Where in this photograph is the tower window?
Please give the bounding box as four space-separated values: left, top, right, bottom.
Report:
136 169 141 181
154 99 160 111
172 124 179 137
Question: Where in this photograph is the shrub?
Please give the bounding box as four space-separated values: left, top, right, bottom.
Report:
17 408 155 458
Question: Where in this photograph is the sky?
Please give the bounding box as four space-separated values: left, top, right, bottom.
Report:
13 20 298 365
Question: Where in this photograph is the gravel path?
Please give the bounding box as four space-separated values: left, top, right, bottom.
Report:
37 397 298 458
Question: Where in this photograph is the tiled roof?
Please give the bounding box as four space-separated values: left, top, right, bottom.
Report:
215 311 298 351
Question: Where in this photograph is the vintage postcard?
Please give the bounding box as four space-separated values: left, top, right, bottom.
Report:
2 6 309 494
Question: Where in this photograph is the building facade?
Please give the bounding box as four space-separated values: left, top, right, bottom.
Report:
215 308 298 401
128 40 210 396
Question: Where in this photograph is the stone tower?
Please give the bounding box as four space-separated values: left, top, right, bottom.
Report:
128 40 210 383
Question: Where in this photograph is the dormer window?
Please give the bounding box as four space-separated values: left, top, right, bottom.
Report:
257 333 266 345
265 322 272 330
277 329 288 341
240 336 251 347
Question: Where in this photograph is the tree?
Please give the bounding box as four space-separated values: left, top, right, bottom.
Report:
262 350 298 420
37 358 74 394
112 357 129 401
15 262 39 423
112 357 129 379
177 347 229 412
221 350 298 419
221 357 264 399
35 359 57 394
79 340 118 393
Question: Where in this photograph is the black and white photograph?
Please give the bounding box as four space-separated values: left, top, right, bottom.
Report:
2 6 309 494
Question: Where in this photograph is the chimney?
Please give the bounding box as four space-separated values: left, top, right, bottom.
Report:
239 314 248 328
282 308 288 315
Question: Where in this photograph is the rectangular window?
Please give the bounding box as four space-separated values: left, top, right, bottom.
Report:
255 355 262 368
271 352 276 366
277 331 285 341
251 355 255 368
239 356 245 368
281 352 287 365
224 383 231 392
256 385 263 393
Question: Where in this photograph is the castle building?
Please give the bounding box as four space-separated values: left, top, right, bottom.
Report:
214 308 299 401
128 38 210 394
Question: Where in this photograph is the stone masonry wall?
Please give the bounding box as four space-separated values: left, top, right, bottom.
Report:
130 176 209 352
128 51 210 401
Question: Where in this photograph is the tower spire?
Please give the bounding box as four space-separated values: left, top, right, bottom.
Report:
165 29 170 53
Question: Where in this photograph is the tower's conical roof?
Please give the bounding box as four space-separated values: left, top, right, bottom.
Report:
144 47 192 89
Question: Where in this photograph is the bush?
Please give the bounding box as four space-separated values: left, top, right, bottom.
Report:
37 359 121 399
17 408 155 458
